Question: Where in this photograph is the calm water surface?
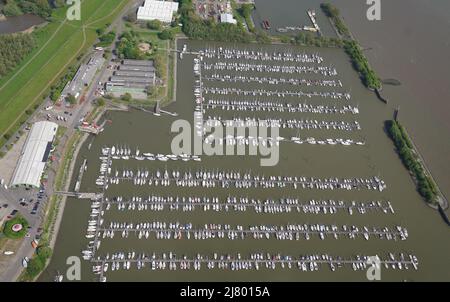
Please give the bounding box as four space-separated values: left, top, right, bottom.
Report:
0 14 44 34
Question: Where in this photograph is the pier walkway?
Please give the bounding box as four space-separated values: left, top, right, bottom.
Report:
55 191 103 200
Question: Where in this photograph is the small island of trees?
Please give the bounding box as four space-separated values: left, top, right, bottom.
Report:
386 120 439 204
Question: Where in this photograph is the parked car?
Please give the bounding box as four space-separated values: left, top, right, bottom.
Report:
7 209 18 219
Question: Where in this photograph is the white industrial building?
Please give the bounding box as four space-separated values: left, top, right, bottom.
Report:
137 0 179 23
220 13 237 24
10 121 58 188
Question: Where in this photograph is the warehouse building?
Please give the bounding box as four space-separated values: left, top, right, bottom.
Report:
106 59 156 99
10 121 58 188
137 0 179 23
110 76 154 84
119 65 155 72
60 52 105 102
220 13 237 24
115 70 155 78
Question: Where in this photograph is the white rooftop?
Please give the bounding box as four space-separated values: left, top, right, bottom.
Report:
220 13 237 24
10 121 58 188
137 0 179 23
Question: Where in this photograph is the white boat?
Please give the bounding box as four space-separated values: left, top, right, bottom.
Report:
3 251 14 256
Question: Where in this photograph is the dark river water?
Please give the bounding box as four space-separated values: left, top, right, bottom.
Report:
40 36 450 282
0 14 45 34
254 0 450 204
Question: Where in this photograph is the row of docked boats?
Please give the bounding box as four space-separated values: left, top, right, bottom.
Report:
105 195 395 215
202 135 365 148
92 252 418 273
200 47 324 64
201 61 337 76
101 146 201 162
204 116 361 131
205 99 359 114
203 87 351 100
203 73 343 87
100 221 408 242
104 168 387 191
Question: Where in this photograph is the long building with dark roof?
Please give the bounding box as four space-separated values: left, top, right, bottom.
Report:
122 59 154 67
106 59 156 98
114 70 155 78
119 64 155 72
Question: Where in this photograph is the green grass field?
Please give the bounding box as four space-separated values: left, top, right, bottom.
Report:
0 0 129 144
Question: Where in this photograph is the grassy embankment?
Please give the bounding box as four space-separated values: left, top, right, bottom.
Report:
386 120 439 204
0 0 128 150
6 0 129 281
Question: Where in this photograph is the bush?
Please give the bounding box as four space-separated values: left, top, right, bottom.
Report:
66 94 77 105
158 29 174 40
96 98 106 106
3 133 11 140
147 20 162 30
37 246 53 260
121 93 132 102
3 216 29 239
97 31 116 47
26 257 45 278
2 1 22 16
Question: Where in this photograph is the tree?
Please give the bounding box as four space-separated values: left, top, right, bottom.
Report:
255 30 271 44
2 1 22 16
26 257 45 278
96 98 106 106
147 20 162 30
66 94 77 105
0 33 37 78
96 27 105 36
121 93 132 102
125 12 137 23
158 29 174 40
37 246 53 260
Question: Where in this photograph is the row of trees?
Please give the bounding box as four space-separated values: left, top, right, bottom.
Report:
320 3 381 90
320 3 349 37
49 65 78 101
291 32 344 48
0 33 36 78
386 120 438 203
97 31 116 47
344 40 381 89
1 0 62 18
25 245 53 279
238 3 255 32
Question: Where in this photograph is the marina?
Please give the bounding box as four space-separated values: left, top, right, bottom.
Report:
41 40 450 282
